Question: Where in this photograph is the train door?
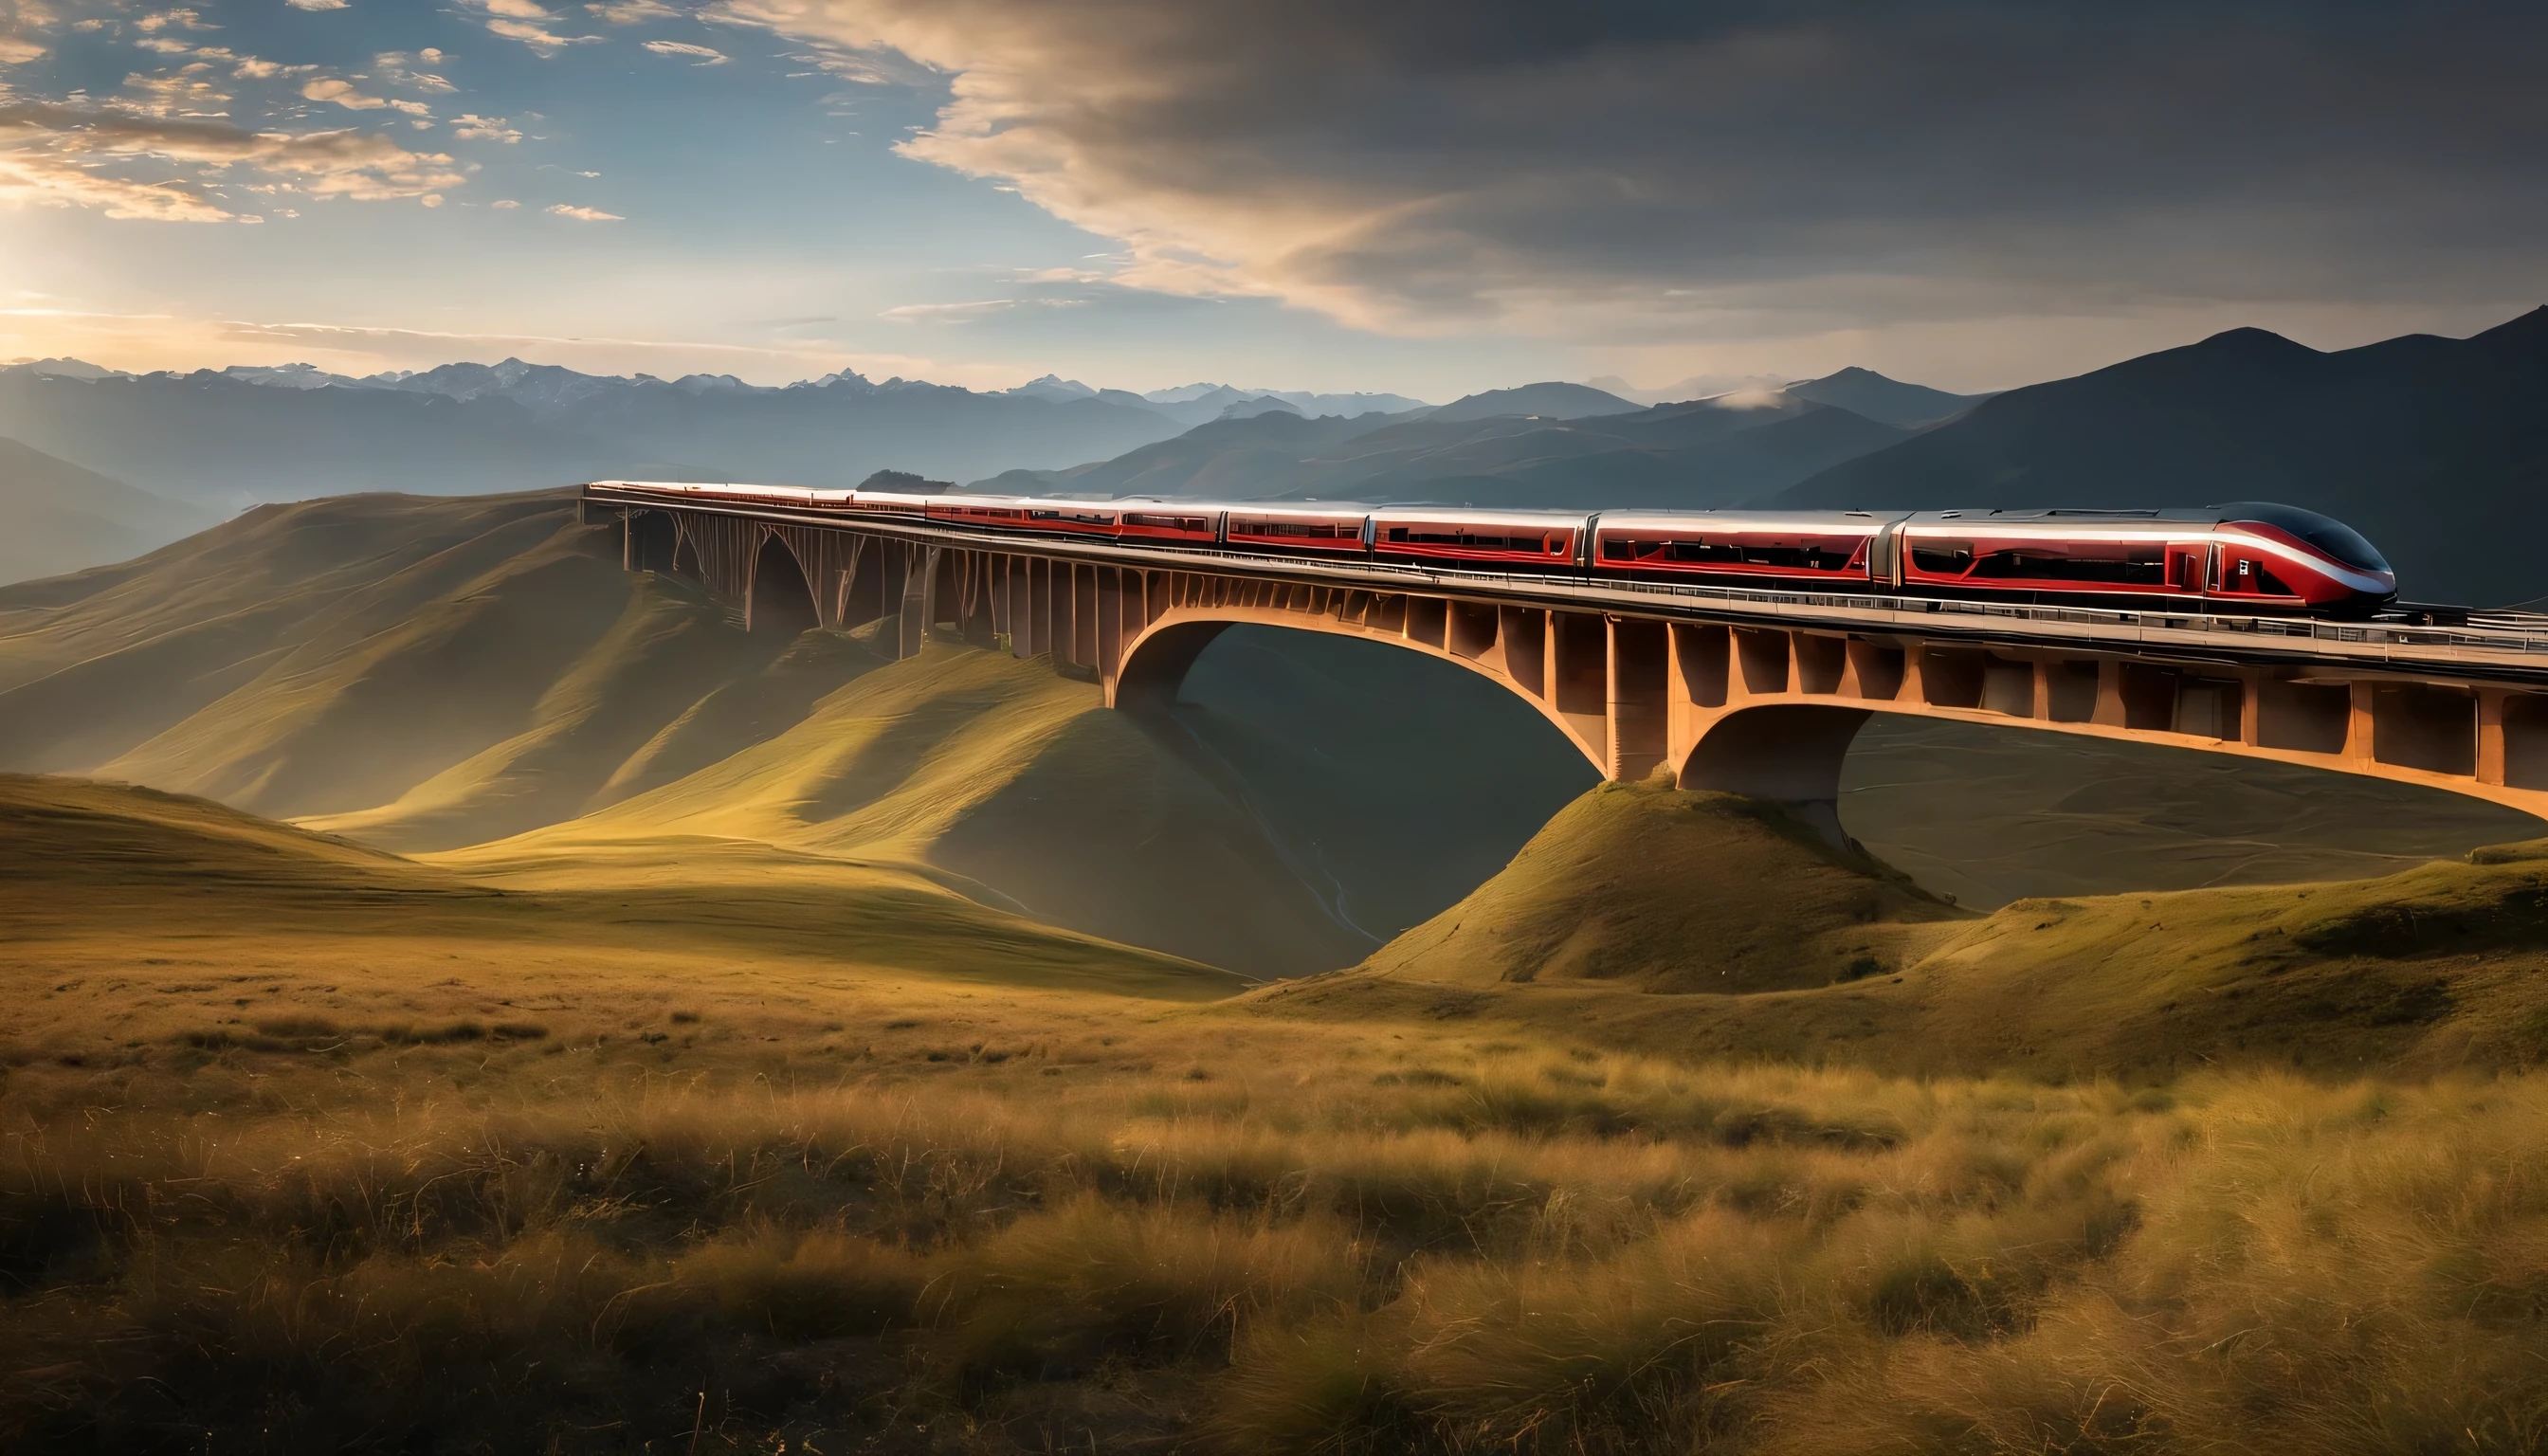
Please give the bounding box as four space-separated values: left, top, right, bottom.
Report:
1870 520 1906 587
2165 542 2210 599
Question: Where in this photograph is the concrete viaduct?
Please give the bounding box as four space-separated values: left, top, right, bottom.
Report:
587 483 2548 842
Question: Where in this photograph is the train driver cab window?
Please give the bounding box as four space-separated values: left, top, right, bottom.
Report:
2222 555 2293 595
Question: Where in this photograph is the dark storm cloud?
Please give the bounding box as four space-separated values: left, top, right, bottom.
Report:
734 0 2548 337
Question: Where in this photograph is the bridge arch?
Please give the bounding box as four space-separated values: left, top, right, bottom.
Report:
626 509 681 573
1115 606 1611 774
747 532 819 635
1680 704 1874 846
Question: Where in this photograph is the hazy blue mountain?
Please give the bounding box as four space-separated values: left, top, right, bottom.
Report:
0 363 1192 508
1119 383 1432 428
972 391 1908 508
0 436 211 585
1585 372 1792 407
974 412 1394 499
1425 382 1644 423
1781 367 1989 428
1774 306 2548 606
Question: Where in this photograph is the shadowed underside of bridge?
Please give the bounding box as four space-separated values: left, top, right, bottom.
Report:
615 504 2548 841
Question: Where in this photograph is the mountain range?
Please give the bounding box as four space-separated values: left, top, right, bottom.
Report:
0 362 1187 511
10 306 2541 605
974 370 1973 508
0 355 1959 574
1777 306 2548 606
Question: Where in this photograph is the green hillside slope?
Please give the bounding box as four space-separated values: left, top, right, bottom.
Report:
0 773 1246 1014
434 641 1371 979
1272 775 2548 1078
0 494 1367 974
1357 782 1965 992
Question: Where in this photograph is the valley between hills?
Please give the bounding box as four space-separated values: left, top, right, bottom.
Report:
8 490 2548 1451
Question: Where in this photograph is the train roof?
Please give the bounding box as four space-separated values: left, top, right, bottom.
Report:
1593 510 1895 531
1222 500 1377 518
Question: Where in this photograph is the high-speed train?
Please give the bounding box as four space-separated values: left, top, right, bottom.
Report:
593 481 2400 616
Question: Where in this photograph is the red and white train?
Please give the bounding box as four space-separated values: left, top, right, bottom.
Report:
594 481 2399 616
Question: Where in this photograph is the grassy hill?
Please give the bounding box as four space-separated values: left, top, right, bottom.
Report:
1357 784 1965 992
0 774 1245 1046
425 639 1372 978
1264 775 2548 1080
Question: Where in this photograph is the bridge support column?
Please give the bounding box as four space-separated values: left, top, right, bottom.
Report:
1609 616 1668 780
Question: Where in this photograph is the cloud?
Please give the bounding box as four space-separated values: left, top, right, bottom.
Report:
301 77 388 111
458 0 602 55
490 197 518 208
0 0 50 66
643 39 728 64
588 0 680 21
0 101 469 220
878 297 1084 323
283 0 349 9
230 57 313 80
451 113 520 142
135 9 214 32
373 52 457 93
709 1 2548 345
546 202 621 220
120 64 230 117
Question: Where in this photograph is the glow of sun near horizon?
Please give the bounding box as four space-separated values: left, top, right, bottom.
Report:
2 1 2541 396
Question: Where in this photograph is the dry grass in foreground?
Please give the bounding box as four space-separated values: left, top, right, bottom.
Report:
9 1008 2548 1452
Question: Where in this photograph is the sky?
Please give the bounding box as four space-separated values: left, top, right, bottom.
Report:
0 0 2541 398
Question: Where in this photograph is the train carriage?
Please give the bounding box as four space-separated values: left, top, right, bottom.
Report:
1592 511 1883 585
1117 504 1222 545
1369 507 1584 569
1895 505 2394 612
1223 503 1372 555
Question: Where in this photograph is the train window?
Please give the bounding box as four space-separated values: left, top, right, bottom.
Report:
1911 540 1976 573
1603 537 1857 571
1239 519 1355 538
1124 513 1207 532
1967 545 2167 584
1390 528 1522 549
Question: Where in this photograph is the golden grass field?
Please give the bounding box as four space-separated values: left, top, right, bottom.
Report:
10 771 2548 1452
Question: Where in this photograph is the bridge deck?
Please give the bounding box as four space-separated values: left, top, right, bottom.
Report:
584 484 2548 689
